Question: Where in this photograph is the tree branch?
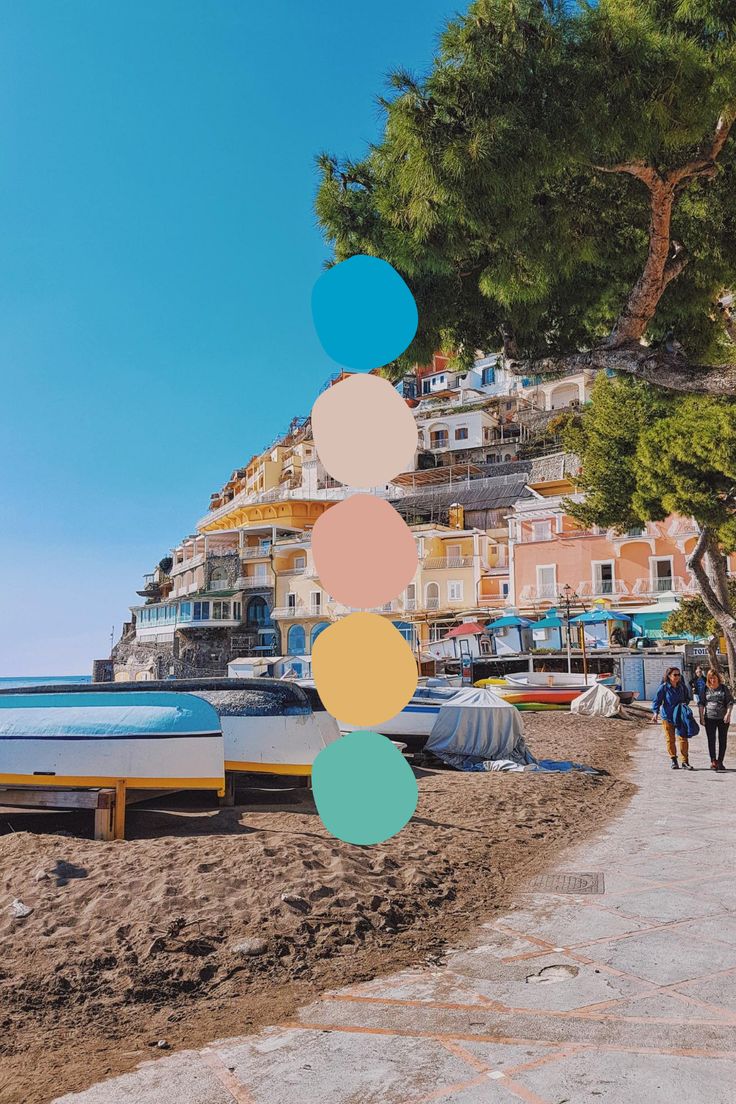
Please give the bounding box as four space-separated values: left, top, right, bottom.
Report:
507 343 736 396
594 108 736 350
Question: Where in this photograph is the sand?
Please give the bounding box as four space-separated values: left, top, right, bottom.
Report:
0 711 642 1104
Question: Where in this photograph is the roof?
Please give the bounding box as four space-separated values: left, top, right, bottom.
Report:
532 615 564 629
394 474 534 517
488 615 532 629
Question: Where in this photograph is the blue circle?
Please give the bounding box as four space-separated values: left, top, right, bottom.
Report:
311 255 418 371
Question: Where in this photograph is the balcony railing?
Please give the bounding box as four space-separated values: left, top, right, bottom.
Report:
422 556 474 569
632 576 696 596
169 552 205 576
241 546 272 559
237 576 273 589
519 584 559 602
277 566 307 576
577 580 630 598
210 579 231 592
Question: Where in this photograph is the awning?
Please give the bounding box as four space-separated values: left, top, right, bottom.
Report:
533 615 565 630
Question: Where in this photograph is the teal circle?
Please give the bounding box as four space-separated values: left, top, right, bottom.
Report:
312 730 418 845
311 255 418 371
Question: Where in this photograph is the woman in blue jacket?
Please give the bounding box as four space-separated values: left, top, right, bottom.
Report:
651 667 694 770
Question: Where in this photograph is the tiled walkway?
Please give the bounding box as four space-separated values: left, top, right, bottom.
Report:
56 728 736 1104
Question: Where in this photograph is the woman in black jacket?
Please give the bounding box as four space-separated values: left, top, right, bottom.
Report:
697 669 733 772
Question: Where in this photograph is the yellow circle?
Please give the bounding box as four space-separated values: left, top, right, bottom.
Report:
312 613 418 727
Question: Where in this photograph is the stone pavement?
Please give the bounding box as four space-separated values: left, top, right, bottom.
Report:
56 727 736 1104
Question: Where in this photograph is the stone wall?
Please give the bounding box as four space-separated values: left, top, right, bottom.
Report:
111 624 260 681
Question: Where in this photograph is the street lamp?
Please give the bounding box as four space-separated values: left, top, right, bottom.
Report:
558 583 579 675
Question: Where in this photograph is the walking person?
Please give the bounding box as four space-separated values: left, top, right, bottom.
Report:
692 664 707 709
698 669 732 772
651 667 694 770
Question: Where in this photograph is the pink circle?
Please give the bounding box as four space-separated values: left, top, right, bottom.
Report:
312 496 417 609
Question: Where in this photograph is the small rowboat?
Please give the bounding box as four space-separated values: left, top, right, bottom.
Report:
0 691 225 793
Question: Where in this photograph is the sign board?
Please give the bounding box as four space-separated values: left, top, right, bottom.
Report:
684 644 727 663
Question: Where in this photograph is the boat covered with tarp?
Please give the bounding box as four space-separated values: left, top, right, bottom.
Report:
424 687 534 771
0 691 224 792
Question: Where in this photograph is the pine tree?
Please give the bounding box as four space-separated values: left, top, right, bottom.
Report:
316 0 736 395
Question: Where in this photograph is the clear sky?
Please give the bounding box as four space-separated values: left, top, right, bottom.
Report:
0 0 456 676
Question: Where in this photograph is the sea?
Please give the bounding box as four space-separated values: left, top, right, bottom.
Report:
0 676 92 690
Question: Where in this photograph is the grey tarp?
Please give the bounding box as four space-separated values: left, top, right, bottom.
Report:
425 687 536 772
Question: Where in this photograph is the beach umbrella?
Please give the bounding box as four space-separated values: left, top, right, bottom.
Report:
569 609 633 625
445 621 488 638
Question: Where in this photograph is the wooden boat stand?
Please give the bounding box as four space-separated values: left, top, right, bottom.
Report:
0 780 128 841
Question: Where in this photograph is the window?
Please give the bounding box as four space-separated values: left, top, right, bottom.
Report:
287 625 306 655
448 581 463 602
536 565 557 600
179 602 192 621
310 622 329 648
212 601 231 620
405 583 416 610
454 426 469 441
294 555 306 570
310 591 322 613
425 582 440 610
287 593 296 610
593 561 615 595
193 601 210 621
482 366 495 386
652 558 674 593
532 520 552 542
430 432 449 448
501 582 510 598
247 596 268 626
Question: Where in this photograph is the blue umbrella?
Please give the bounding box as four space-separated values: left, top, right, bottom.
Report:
488 615 532 629
569 609 633 624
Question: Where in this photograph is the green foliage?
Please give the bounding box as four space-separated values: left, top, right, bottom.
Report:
664 581 736 638
316 0 736 373
562 374 736 549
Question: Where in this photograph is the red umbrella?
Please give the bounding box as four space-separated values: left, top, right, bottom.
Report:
445 622 488 638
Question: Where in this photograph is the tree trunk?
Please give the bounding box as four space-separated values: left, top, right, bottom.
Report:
686 528 736 682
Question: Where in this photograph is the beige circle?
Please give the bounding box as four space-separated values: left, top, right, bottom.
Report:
311 373 418 488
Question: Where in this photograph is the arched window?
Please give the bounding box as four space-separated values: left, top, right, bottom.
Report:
310 621 329 649
246 596 269 626
425 582 440 610
287 625 306 655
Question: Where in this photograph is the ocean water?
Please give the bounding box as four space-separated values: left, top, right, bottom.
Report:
0 676 91 690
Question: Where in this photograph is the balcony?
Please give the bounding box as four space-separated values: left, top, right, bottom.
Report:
277 566 307 576
422 556 474 569
577 580 630 599
210 579 232 592
519 584 559 603
242 546 272 559
632 576 697 597
169 552 205 577
238 579 273 590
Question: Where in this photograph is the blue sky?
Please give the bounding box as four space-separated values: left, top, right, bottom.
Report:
0 0 456 675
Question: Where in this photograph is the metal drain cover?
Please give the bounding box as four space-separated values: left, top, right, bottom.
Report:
525 872 605 894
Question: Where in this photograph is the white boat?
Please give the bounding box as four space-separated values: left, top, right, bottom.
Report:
0 679 341 779
503 672 617 689
0 691 224 792
194 681 340 776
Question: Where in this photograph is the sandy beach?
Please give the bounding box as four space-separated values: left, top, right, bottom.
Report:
0 712 641 1104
